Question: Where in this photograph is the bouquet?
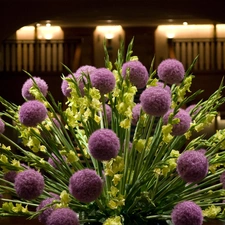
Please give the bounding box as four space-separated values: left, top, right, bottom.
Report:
1 38 225 225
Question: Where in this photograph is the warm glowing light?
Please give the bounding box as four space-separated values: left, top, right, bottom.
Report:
183 22 188 26
157 24 214 38
46 23 51 27
96 25 123 39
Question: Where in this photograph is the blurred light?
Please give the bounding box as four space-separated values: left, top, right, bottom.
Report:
183 22 188 26
96 25 123 39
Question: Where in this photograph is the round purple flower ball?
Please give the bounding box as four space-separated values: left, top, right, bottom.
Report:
14 169 44 200
19 100 47 127
157 59 185 85
69 168 103 203
132 103 142 125
37 197 57 224
22 77 48 100
140 86 171 116
47 208 79 225
48 154 66 168
101 104 112 124
186 104 201 116
177 150 208 183
122 60 148 89
76 65 96 75
156 81 171 94
171 201 203 225
163 108 192 136
0 118 5 133
61 73 87 97
90 68 115 95
4 171 17 183
88 128 120 161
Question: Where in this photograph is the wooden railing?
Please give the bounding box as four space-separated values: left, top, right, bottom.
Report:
0 39 82 72
168 38 225 71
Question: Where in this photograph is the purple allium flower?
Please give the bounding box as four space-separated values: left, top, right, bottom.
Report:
14 169 44 200
140 86 171 116
132 103 142 125
163 108 192 136
88 129 120 161
52 118 61 128
48 154 66 168
61 74 73 97
157 59 185 85
220 171 225 188
122 60 148 89
22 77 48 100
76 65 97 75
19 100 47 127
177 150 208 183
186 104 201 116
47 208 79 225
156 81 171 94
69 168 103 203
4 171 17 183
90 68 115 95
37 197 58 224
0 118 5 133
100 104 112 124
197 148 207 155
171 201 203 225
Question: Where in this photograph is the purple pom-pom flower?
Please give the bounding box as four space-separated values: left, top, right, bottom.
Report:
61 73 87 97
90 68 115 95
177 150 208 183
0 118 5 133
4 171 17 183
88 128 120 161
171 201 203 225
100 104 112 124
132 103 142 125
37 197 58 224
69 168 103 203
122 60 148 89
14 169 44 200
163 108 191 136
140 86 171 116
156 81 171 94
157 59 185 84
47 208 79 225
22 77 48 100
19 100 47 127
76 65 96 75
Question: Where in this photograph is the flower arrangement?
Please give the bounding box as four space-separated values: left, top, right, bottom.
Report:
1 38 225 225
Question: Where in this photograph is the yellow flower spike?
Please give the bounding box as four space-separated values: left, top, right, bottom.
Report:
107 200 117 210
66 150 79 163
184 130 192 140
0 154 9 163
110 186 119 197
11 159 20 168
135 139 146 153
103 216 122 225
59 190 71 207
2 202 14 212
40 145 47 152
112 174 123 186
195 123 205 132
162 124 173 143
12 203 23 213
154 168 161 175
94 114 101 124
170 150 180 158
203 205 221 219
162 165 169 177
1 144 11 151
120 118 131 129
